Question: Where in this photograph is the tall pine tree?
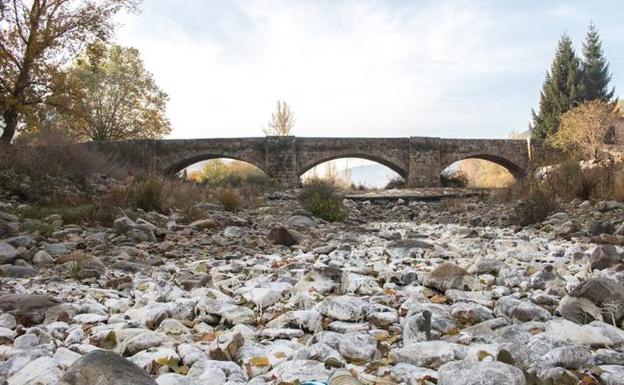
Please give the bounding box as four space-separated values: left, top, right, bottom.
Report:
581 23 615 102
530 34 584 139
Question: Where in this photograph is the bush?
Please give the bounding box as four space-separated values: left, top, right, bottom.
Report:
215 188 242 211
128 175 165 212
441 170 469 187
299 179 346 222
513 186 559 226
128 174 213 215
90 185 130 224
544 159 598 201
385 177 406 189
540 158 624 202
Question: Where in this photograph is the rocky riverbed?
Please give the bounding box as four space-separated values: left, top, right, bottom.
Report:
1 193 624 385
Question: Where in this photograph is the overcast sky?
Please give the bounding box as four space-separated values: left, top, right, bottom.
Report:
115 0 624 140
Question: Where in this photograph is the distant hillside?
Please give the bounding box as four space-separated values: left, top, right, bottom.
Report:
339 164 401 188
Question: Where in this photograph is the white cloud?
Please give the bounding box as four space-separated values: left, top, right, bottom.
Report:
113 0 623 140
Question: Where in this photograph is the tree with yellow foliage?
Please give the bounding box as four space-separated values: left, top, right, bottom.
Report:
55 43 170 141
551 100 617 159
0 0 138 144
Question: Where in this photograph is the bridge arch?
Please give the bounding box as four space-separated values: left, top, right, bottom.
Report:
441 153 526 180
165 153 267 176
298 153 409 179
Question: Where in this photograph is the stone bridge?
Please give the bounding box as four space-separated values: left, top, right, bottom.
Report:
90 136 538 187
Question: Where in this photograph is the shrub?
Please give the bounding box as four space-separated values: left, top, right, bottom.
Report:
539 158 624 202
128 174 213 215
165 180 211 219
441 170 469 187
215 188 242 212
385 177 406 189
513 186 559 226
128 175 165 212
543 159 598 201
299 179 346 222
90 185 130 225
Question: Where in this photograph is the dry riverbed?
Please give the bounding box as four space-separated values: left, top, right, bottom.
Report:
0 194 623 385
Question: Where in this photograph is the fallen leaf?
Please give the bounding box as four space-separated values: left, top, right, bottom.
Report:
430 294 447 304
249 356 270 366
100 330 117 349
197 332 216 342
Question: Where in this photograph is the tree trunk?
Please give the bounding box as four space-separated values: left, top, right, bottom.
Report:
0 110 18 144
0 1 42 145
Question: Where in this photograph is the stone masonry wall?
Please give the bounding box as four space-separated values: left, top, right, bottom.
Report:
93 136 539 188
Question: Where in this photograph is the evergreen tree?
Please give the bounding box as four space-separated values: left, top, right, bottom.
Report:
581 23 615 102
530 34 584 139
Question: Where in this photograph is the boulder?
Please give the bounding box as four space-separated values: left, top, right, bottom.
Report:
390 363 437 384
589 221 615 236
7 356 62 385
285 215 316 228
0 241 19 264
470 258 503 275
267 226 298 246
598 365 624 385
223 226 245 239
387 238 434 258
266 360 328 385
32 250 55 266
113 217 156 242
423 262 480 292
0 294 61 326
0 265 37 278
494 296 551 322
189 219 220 230
589 245 622 270
0 221 19 238
120 331 164 356
45 242 72 256
437 361 526 385
316 295 368 321
558 278 624 324
540 346 592 369
59 350 157 385
390 341 464 369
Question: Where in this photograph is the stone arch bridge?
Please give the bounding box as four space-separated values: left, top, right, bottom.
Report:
90 136 541 187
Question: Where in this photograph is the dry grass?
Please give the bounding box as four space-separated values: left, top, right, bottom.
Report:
0 131 215 225
541 158 624 202
0 130 118 203
496 157 624 226
214 188 242 211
